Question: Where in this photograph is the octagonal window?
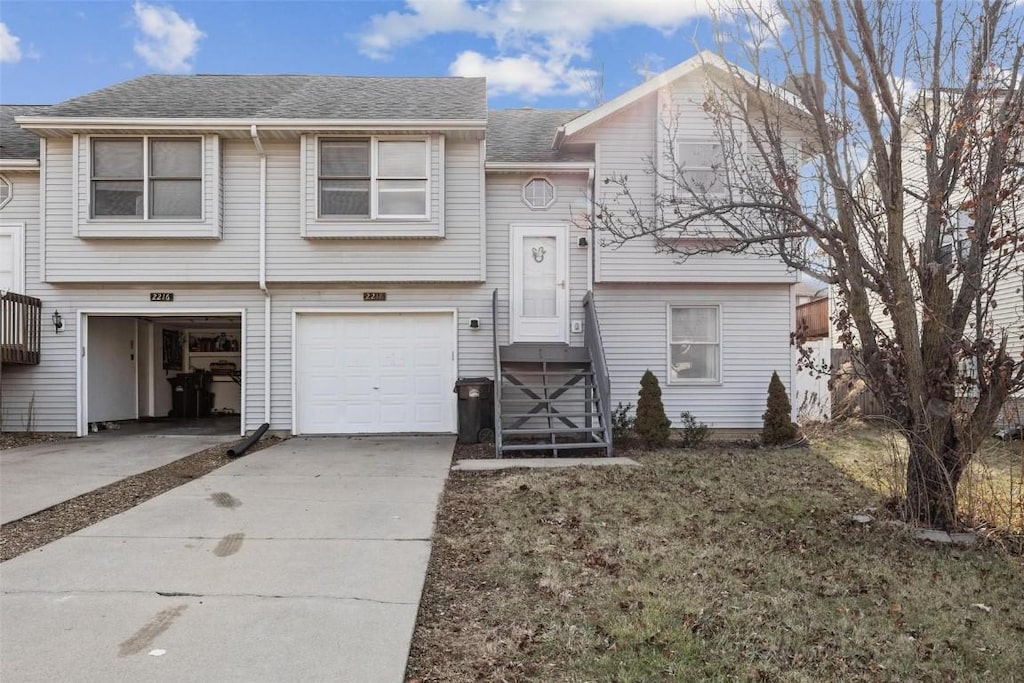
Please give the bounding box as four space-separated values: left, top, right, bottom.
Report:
0 175 11 210
523 177 555 209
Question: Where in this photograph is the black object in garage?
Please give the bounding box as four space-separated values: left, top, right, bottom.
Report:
169 370 214 419
454 377 495 444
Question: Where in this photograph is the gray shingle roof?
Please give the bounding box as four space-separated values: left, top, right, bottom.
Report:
1 105 47 159
37 74 487 121
486 108 591 163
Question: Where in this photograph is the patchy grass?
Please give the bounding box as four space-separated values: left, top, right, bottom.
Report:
813 422 1024 534
408 437 1024 682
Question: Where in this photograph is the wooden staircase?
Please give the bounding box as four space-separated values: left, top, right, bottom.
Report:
491 291 613 457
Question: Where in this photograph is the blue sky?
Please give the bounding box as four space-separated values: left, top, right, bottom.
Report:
0 1 724 108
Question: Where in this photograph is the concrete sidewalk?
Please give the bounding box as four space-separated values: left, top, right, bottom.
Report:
0 435 454 683
1 433 236 524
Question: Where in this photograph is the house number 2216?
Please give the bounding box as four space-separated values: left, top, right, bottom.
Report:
150 292 174 302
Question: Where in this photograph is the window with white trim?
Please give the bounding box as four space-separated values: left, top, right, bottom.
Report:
523 177 555 208
318 138 428 219
0 175 12 210
676 140 728 196
91 137 202 219
669 305 721 382
940 210 972 263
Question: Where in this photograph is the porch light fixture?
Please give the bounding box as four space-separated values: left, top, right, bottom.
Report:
52 310 64 334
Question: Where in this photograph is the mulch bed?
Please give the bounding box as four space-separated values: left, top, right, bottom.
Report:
0 435 284 562
0 432 73 450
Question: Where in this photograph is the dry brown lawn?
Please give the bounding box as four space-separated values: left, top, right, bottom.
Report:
407 430 1024 682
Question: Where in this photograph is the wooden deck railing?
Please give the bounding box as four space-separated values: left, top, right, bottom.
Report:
1 291 42 365
795 298 829 340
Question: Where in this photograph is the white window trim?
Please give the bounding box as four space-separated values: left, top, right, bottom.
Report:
0 174 13 210
522 176 556 210
675 138 730 199
87 134 206 222
666 303 723 385
315 135 431 222
76 134 220 239
0 223 25 293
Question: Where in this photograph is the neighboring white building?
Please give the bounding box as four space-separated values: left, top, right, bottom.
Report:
0 52 805 450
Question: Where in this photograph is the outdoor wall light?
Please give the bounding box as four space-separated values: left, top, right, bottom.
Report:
469 318 480 329
52 310 64 333
577 236 589 247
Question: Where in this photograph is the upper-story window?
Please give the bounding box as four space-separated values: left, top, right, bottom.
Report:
676 140 727 196
318 138 428 219
523 177 555 209
91 138 202 219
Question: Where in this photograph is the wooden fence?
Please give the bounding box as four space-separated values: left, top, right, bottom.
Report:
830 348 885 418
795 298 829 340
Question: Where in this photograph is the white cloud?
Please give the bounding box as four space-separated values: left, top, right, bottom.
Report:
0 22 23 63
132 2 204 73
360 0 719 97
450 50 596 98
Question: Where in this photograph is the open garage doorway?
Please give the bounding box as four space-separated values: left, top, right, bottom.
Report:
78 310 244 437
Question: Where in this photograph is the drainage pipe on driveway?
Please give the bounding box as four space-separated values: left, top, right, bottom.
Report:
228 422 270 458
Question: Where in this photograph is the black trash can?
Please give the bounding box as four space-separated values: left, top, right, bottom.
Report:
453 377 495 444
168 374 195 418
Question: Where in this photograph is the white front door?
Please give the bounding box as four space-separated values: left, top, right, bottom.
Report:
511 224 569 343
0 224 24 292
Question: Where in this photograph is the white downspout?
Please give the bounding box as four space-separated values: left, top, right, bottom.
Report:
587 166 595 293
251 124 271 427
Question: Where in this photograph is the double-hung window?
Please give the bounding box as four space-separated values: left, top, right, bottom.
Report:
669 305 721 383
676 140 728 196
318 138 428 219
91 138 202 219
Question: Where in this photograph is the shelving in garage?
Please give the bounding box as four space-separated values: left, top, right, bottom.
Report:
185 330 242 414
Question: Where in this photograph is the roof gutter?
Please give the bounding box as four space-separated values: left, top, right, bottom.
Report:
484 161 593 172
0 159 40 171
15 116 488 132
251 124 271 426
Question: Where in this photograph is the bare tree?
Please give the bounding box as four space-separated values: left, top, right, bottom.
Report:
592 0 1024 529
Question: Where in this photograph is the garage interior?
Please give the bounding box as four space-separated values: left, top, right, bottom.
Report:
85 314 243 435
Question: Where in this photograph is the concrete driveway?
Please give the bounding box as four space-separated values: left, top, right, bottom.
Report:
0 435 453 683
1 433 236 524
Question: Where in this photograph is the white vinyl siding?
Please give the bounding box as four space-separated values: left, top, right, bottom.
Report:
268 139 483 282
45 138 257 282
0 169 268 432
572 77 796 284
596 283 793 429
485 172 591 347
75 135 220 238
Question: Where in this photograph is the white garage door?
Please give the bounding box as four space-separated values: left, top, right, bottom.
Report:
295 312 456 434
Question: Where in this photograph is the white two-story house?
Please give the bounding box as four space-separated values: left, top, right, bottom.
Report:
0 52 801 453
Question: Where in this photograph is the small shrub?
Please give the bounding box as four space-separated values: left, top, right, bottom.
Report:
635 370 671 449
678 411 710 448
610 402 636 441
762 371 799 446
